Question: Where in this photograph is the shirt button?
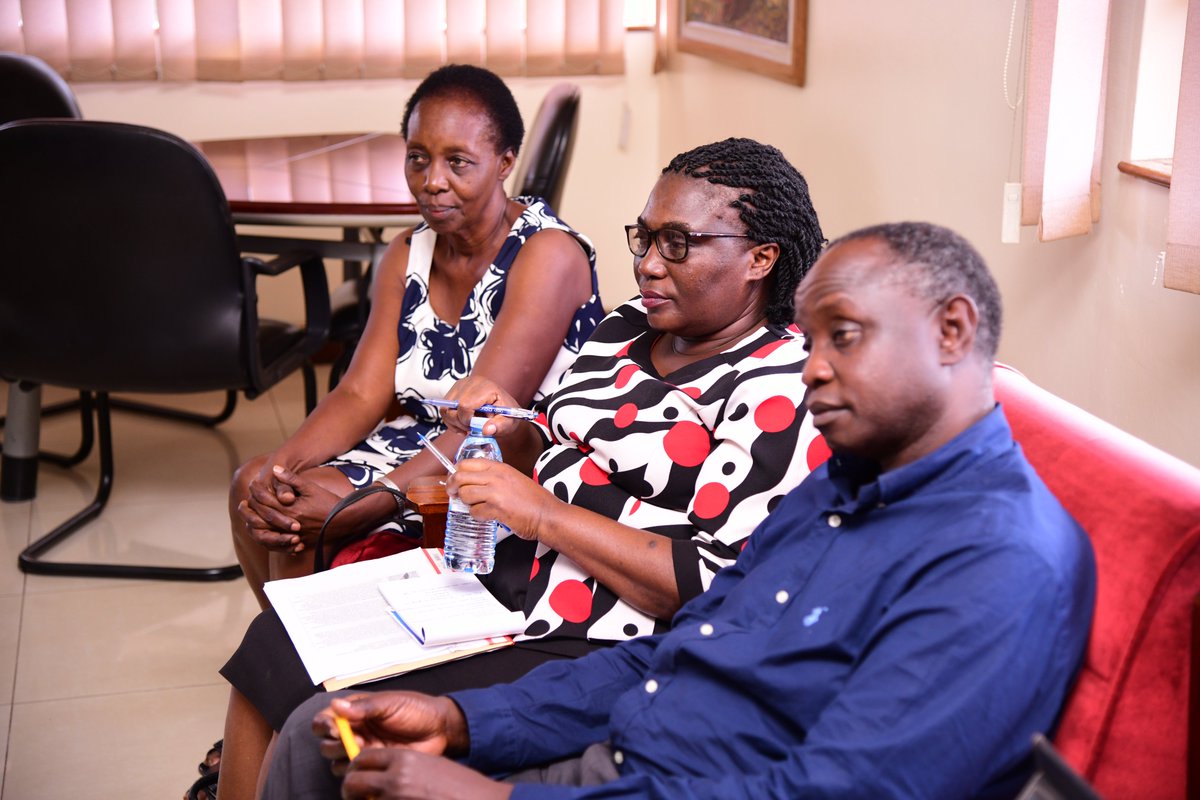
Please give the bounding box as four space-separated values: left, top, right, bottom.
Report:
645 678 659 694
613 750 624 765
775 589 789 604
699 623 714 636
828 513 842 528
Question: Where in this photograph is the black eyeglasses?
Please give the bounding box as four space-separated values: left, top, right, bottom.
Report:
624 224 751 263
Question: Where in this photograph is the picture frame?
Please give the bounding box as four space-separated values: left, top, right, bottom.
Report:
672 0 807 86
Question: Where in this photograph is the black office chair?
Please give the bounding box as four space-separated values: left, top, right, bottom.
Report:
0 51 246 472
0 52 98 471
0 119 331 580
324 82 583 390
512 82 581 213
0 51 82 124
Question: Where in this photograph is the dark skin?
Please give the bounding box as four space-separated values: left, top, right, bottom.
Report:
311 694 505 800
230 92 593 609
297 175 787 794
218 92 593 800
306 235 1000 800
794 236 995 471
439 171 780 620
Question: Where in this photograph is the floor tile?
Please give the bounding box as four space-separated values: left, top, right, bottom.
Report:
0 597 21 705
0 704 10 798
15 581 258 703
25 399 286 515
0 362 328 799
0 503 29 597
5 685 231 800
21 494 243 595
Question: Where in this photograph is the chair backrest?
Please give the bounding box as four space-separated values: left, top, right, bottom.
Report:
512 83 581 212
0 119 253 395
0 52 82 123
994 364 1200 800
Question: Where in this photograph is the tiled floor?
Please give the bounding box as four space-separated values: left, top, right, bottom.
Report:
0 368 319 799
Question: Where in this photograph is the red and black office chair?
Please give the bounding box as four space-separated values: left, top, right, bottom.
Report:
0 119 330 580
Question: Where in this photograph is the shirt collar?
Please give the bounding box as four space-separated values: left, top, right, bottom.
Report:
826 404 1010 512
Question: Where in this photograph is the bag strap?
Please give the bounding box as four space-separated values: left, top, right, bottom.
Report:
311 484 408 573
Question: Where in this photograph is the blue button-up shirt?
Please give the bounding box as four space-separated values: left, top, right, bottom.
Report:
452 407 1096 799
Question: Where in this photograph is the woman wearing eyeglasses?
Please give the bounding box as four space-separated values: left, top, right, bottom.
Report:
436 137 829 636
218 137 827 799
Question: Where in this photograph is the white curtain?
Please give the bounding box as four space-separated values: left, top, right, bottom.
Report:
1165 0 1199 294
0 0 626 81
1020 0 1111 241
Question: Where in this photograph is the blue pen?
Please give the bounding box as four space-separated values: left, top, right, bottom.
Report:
424 398 539 420
389 608 426 645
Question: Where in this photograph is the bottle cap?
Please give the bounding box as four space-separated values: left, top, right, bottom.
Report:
469 415 488 434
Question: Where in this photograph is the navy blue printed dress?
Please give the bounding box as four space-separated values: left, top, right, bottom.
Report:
327 198 604 535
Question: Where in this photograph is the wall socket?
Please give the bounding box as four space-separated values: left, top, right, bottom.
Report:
1001 182 1022 244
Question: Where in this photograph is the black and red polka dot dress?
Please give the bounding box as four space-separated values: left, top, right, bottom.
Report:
501 300 826 646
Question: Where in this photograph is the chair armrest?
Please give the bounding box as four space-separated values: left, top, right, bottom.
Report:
405 475 449 550
249 249 324 277
243 250 332 345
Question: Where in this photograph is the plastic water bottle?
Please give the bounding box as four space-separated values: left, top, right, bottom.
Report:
443 416 502 574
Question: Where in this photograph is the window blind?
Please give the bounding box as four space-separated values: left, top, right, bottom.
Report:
0 0 626 81
1020 0 1111 241
1165 0 1199 294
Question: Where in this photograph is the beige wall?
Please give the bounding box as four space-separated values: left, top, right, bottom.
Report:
71 40 660 311
655 0 1199 468
69 3 1200 465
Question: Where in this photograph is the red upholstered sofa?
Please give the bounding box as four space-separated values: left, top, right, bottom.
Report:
401 365 1200 797
995 364 1200 799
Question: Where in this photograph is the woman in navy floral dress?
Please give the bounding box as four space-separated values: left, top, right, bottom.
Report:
229 64 602 607
216 64 602 800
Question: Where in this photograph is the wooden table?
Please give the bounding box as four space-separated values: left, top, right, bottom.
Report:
196 132 421 271
405 476 450 549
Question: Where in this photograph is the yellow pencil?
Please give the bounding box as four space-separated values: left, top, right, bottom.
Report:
334 714 361 760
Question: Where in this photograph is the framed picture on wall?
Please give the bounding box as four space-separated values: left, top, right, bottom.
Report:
672 0 807 86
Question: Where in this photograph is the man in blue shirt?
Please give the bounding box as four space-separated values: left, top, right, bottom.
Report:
263 222 1096 800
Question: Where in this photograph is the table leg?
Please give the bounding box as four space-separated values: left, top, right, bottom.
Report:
342 226 363 282
1 380 41 501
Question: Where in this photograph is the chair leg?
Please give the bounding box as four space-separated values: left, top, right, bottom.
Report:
17 392 244 581
0 390 95 468
302 361 318 415
109 389 238 427
38 390 96 468
0 395 83 426
2 387 235 468
0 389 237 429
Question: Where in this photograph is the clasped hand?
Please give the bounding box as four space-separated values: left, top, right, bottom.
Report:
239 464 342 555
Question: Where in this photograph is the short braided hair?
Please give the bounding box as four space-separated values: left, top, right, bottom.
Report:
401 64 525 156
830 222 1003 359
662 138 825 326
